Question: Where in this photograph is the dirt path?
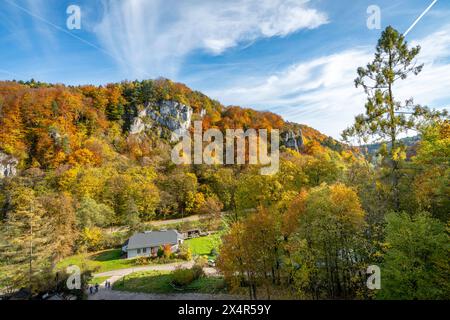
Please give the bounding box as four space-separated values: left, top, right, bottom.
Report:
88 262 220 300
88 261 227 300
104 214 216 234
148 214 213 227
93 261 195 278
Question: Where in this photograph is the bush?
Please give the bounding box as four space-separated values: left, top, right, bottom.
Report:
178 243 192 261
172 268 195 287
157 246 164 258
136 256 149 265
191 264 205 279
171 265 204 287
163 244 172 259
153 257 175 264
195 255 208 267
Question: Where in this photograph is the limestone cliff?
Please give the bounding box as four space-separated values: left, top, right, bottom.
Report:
0 152 18 178
281 129 304 152
130 100 193 141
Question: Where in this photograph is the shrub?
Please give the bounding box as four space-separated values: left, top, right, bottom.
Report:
171 265 204 287
163 244 172 259
191 264 205 279
154 257 175 264
195 255 208 267
172 268 195 287
178 243 192 261
136 256 149 265
157 246 164 258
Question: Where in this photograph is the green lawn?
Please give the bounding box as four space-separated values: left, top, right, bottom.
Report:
113 270 225 294
185 234 221 257
58 249 182 274
57 249 140 273
58 234 221 274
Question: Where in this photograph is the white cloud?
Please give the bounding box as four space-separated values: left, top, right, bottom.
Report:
93 0 328 78
210 26 450 139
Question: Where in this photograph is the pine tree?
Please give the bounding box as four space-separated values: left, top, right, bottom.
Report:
42 193 78 263
343 26 443 210
0 186 52 293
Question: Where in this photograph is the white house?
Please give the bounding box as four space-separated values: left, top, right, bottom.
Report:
122 230 184 259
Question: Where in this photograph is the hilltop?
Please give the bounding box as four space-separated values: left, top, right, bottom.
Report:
0 78 344 172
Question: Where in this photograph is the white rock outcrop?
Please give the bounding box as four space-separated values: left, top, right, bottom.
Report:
281 129 304 152
130 100 193 141
0 152 18 178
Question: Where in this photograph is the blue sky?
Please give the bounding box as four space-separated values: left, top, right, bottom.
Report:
0 0 449 138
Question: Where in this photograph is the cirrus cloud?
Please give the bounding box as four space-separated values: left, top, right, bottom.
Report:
94 0 328 78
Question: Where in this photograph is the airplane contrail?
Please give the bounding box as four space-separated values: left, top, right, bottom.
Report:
404 0 439 36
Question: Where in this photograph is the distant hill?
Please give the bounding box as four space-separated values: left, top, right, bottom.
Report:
361 135 421 159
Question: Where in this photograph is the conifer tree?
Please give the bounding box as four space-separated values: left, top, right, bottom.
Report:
343 26 443 210
0 186 52 292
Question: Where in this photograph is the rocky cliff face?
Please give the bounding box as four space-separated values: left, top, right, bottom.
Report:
130 101 307 152
0 152 18 178
130 100 193 141
281 129 304 152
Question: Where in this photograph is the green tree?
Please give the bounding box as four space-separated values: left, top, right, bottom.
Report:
42 193 78 262
379 212 450 299
343 26 442 210
412 121 450 221
0 186 52 293
106 102 124 121
235 171 283 217
159 171 198 217
199 195 224 230
125 199 141 232
76 198 114 230
286 183 368 299
76 197 114 229
206 168 238 211
105 166 159 223
217 207 280 300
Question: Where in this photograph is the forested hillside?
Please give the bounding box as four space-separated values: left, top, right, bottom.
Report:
0 26 448 300
362 135 421 159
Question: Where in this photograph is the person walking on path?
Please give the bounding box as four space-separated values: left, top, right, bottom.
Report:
95 283 99 293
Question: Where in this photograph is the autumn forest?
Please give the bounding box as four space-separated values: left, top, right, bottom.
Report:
0 27 449 300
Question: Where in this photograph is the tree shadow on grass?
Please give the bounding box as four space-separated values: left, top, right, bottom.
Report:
114 271 226 294
92 249 123 262
114 272 173 294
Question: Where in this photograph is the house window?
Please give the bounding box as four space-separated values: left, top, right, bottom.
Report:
143 248 147 253
137 249 141 254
